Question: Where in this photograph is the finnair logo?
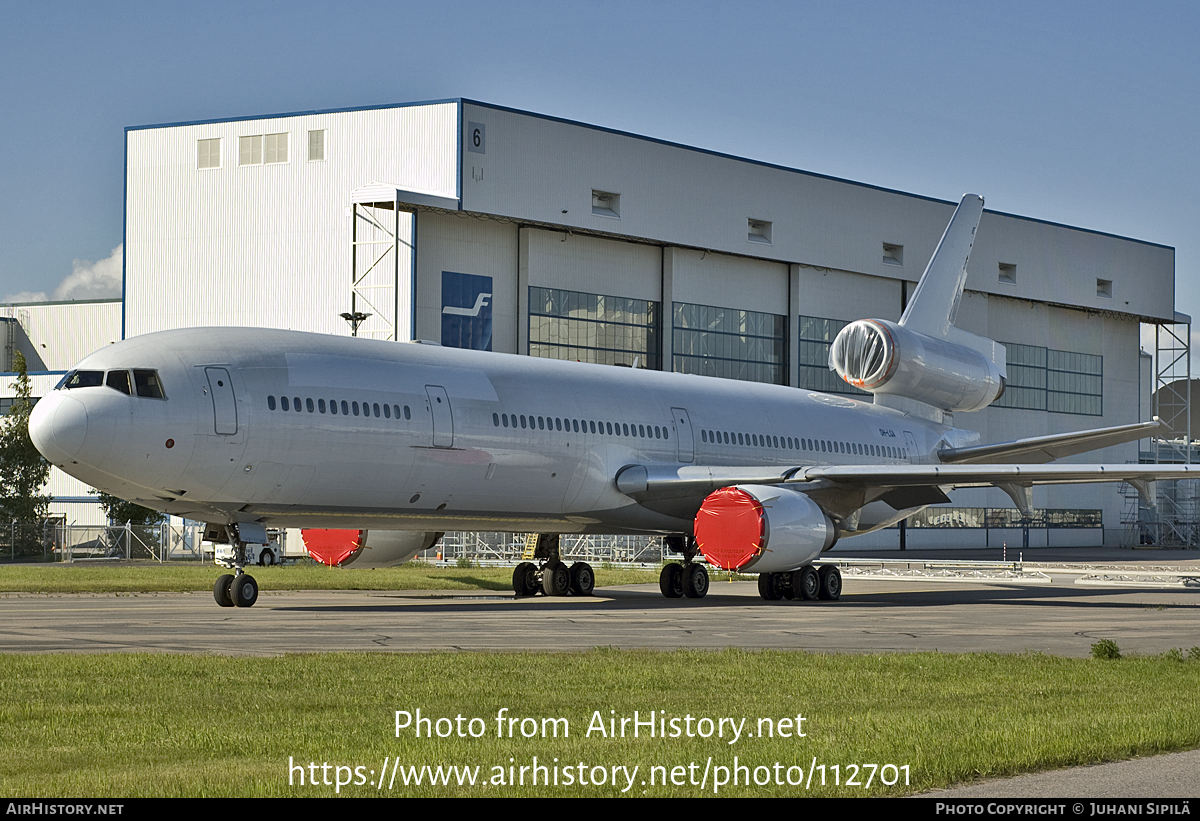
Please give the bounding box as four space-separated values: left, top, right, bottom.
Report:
442 293 492 317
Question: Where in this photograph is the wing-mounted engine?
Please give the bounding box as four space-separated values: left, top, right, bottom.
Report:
303 529 443 567
693 485 837 573
829 319 1005 412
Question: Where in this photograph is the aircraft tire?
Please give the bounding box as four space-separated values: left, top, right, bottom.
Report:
542 562 571 597
512 562 539 597
683 563 709 599
214 574 235 607
785 569 803 600
757 573 779 601
659 563 684 598
569 562 595 596
799 565 820 601
818 565 842 601
231 574 259 608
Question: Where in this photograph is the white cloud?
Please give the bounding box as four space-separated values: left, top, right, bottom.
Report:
4 245 124 305
3 290 49 303
52 245 123 301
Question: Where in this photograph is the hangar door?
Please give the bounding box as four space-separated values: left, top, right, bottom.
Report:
523 228 662 368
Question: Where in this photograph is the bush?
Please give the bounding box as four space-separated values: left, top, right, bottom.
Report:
1091 639 1121 660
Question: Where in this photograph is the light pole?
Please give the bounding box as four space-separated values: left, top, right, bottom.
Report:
340 311 371 337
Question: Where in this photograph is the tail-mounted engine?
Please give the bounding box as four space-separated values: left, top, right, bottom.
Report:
694 485 837 574
829 318 1005 413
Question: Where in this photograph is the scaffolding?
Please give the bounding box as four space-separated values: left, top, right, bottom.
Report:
434 532 665 565
1124 319 1200 546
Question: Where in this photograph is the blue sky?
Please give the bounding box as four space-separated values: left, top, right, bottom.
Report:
2 1 1197 349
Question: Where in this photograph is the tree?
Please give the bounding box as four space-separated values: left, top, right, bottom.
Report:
0 351 50 555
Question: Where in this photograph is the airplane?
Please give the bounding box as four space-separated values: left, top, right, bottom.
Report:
28 194 1198 608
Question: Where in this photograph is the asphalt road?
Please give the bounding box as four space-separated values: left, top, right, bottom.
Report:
1 572 1197 657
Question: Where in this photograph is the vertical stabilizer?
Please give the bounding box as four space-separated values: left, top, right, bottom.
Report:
899 194 984 339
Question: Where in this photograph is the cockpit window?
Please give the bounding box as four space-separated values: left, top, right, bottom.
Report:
133 370 166 399
60 370 103 389
106 370 132 395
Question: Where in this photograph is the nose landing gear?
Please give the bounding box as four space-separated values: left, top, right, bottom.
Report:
209 524 262 608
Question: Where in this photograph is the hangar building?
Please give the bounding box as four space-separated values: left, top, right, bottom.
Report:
10 99 1187 548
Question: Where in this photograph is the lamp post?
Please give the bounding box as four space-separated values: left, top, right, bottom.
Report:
340 311 371 337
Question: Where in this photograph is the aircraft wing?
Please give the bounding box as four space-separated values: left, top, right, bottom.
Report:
616 461 1200 496
936 418 1166 464
616 461 1200 521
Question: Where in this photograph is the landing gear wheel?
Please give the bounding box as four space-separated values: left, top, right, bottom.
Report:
231 574 259 608
542 562 571 597
258 550 275 567
659 563 684 598
798 565 820 601
512 562 539 597
214 574 235 607
784 571 801 600
817 565 842 601
757 572 780 601
683 563 709 599
569 562 595 596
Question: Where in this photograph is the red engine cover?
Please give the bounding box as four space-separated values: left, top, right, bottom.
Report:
302 529 364 566
694 487 765 570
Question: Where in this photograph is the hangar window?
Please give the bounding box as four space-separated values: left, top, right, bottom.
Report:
239 133 289 166
999 263 1017 285
994 342 1102 416
197 138 221 169
882 243 903 266
797 316 870 397
1097 279 1113 298
748 219 772 244
673 302 786 386
529 287 660 370
591 190 620 218
308 130 325 162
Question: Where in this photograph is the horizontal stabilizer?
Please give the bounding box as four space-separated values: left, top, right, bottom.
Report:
937 418 1165 464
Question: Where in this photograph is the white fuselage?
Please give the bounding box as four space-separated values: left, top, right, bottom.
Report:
30 327 959 536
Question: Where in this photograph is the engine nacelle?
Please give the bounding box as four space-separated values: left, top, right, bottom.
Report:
829 319 1005 412
303 529 443 567
694 485 836 574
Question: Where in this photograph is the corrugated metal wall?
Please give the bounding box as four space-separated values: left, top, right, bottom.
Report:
125 103 458 338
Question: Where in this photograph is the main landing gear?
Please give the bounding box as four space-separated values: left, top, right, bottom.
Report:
658 536 709 599
512 534 595 598
756 564 841 602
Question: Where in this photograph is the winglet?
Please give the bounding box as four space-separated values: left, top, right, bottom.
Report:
899 194 985 338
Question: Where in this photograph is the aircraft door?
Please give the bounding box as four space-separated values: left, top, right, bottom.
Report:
904 431 919 464
426 385 454 448
671 407 694 463
205 367 237 435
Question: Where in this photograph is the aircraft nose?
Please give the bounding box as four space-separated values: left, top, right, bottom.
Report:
29 393 88 464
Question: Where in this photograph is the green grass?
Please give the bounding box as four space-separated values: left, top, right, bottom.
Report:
0 562 665 594
1 650 1198 797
